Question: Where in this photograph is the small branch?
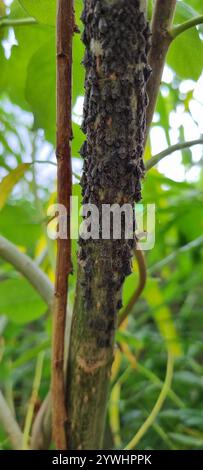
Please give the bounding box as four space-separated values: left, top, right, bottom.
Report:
171 15 203 39
124 352 175 450
0 234 53 307
145 0 176 141
0 391 23 450
52 0 73 450
145 139 203 171
22 352 45 450
149 234 203 273
0 17 37 28
118 247 147 327
31 392 52 450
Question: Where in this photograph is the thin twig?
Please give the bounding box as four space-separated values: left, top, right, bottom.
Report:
31 392 52 450
124 352 175 450
0 391 23 450
0 17 37 28
52 0 73 450
145 139 203 171
171 15 203 39
118 247 147 327
0 234 53 307
22 352 45 450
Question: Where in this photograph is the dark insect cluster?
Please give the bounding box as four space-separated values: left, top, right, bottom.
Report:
78 0 151 348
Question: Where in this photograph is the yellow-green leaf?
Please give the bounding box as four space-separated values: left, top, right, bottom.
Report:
0 163 30 210
144 278 182 357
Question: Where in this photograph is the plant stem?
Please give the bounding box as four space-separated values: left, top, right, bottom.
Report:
145 139 203 171
22 352 45 450
171 15 203 39
118 248 147 327
149 234 203 273
124 352 175 450
0 391 23 450
0 17 37 28
31 392 52 450
52 0 73 450
66 0 150 450
145 0 176 141
0 234 53 307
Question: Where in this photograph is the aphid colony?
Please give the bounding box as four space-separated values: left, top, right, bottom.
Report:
78 0 151 348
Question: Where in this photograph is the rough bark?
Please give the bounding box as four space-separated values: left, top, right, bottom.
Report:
52 0 73 450
66 0 150 450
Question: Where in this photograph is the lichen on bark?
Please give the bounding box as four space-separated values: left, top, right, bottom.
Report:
66 0 151 449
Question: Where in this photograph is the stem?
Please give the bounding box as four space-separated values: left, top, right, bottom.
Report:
124 352 175 450
31 392 52 450
0 391 23 450
66 0 150 450
145 0 176 141
145 139 203 171
22 352 45 450
52 0 73 450
149 234 203 273
118 248 147 327
171 15 203 39
0 234 53 307
0 17 37 28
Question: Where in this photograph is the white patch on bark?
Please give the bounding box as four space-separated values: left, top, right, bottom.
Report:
90 39 103 57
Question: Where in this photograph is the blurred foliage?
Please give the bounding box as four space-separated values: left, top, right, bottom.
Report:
0 0 203 450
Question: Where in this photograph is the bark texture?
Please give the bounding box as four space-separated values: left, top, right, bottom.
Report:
66 0 150 449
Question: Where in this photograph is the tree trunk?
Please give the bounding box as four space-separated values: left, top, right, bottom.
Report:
66 0 150 450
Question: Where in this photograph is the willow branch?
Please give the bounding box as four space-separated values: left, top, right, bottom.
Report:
0 17 36 28
118 247 147 327
145 139 203 171
171 15 203 39
124 352 175 450
52 0 73 450
0 234 53 307
145 0 176 141
0 391 23 450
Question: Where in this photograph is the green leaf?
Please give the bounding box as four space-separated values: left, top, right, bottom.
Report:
168 3 203 80
2 1 53 110
116 330 143 350
0 164 30 210
25 36 56 143
0 278 46 323
0 202 41 250
144 278 182 356
169 432 203 448
19 0 56 26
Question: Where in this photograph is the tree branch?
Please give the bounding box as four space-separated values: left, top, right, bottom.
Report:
118 248 147 327
0 17 37 28
171 15 203 39
145 139 203 171
0 391 23 450
0 235 53 307
52 0 73 450
145 0 176 140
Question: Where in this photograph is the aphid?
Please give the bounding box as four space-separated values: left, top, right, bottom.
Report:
98 17 108 34
143 64 152 82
